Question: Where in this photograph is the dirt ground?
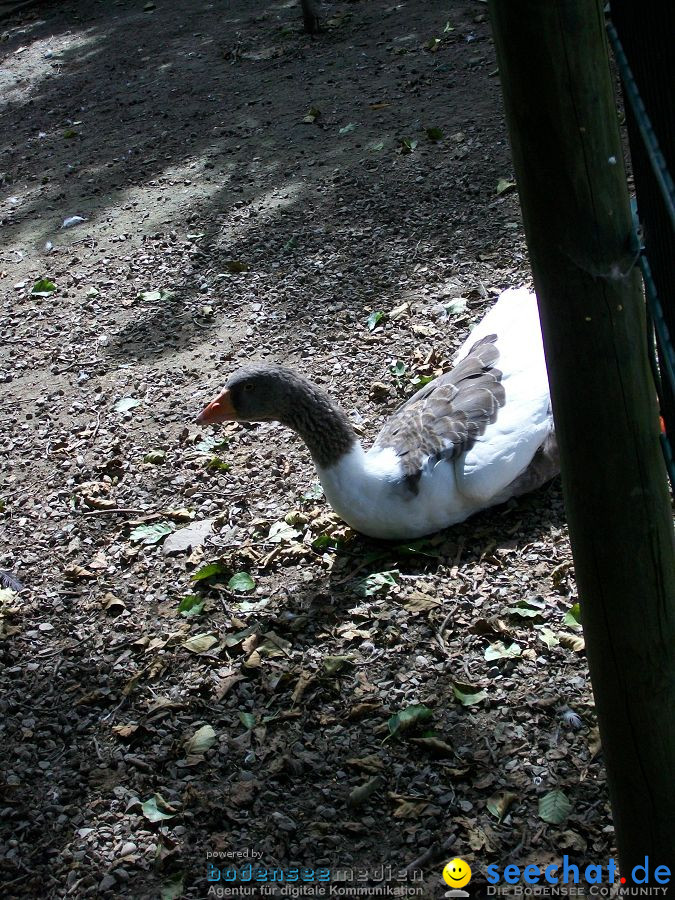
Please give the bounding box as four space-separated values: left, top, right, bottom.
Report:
0 1 612 897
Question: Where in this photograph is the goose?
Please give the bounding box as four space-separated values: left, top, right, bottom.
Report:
197 287 559 540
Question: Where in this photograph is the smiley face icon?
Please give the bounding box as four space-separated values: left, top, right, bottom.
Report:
443 858 472 889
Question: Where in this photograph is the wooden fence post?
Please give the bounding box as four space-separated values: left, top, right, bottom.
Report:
488 0 675 875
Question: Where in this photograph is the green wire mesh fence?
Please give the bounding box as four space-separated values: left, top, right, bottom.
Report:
608 5 675 488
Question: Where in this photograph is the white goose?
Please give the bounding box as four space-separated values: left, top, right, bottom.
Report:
197 288 558 540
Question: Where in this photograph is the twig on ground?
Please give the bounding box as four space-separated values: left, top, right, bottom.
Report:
81 507 151 516
403 841 442 873
436 608 455 652
90 410 102 444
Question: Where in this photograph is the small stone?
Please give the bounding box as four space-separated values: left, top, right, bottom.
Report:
369 381 392 402
271 811 297 833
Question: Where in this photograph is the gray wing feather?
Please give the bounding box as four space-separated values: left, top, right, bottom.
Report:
373 335 506 487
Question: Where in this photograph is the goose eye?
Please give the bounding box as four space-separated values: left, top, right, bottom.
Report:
244 383 255 392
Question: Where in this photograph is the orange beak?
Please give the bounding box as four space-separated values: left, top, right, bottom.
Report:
197 389 237 424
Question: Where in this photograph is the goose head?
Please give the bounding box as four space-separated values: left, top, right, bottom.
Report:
197 364 299 425
197 364 357 468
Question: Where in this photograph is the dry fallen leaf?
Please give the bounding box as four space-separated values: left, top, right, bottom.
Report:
103 592 126 615
410 736 455 757
348 776 383 808
487 790 518 820
185 723 217 755
183 633 218 654
348 701 382 720
391 798 431 819
588 726 602 759
163 518 215 555
404 591 442 612
346 755 385 773
63 564 95 580
291 672 314 705
112 723 143 742
560 633 586 653
215 674 245 700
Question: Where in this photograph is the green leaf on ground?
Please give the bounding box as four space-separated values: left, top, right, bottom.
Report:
367 311 385 331
496 178 517 195
144 449 166 464
195 436 228 454
31 278 56 297
191 562 228 583
426 126 444 142
185 723 216 755
507 600 544 619
443 298 468 316
409 374 435 389
323 655 354 675
312 533 344 552
535 626 560 648
205 456 230 472
129 522 174 545
114 397 141 413
239 711 257 730
484 640 522 661
564 602 582 629
268 521 300 543
177 595 206 618
339 122 357 135
303 106 320 123
228 572 256 593
387 704 433 739
142 793 177 822
225 625 258 648
160 873 184 900
302 483 323 501
353 570 398 597
539 790 572 824
398 137 418 153
453 683 487 706
139 289 163 303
